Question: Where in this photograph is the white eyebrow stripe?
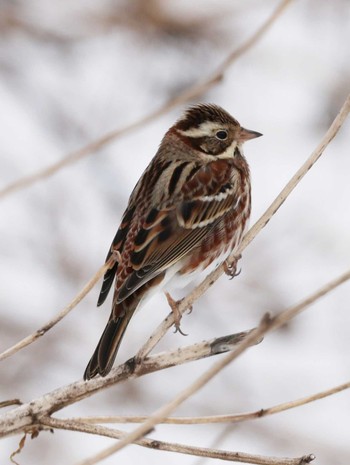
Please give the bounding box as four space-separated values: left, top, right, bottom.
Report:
177 121 222 138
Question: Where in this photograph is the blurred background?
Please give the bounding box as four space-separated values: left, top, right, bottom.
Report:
1 0 350 463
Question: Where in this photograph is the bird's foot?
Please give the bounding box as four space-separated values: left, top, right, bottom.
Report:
165 292 188 336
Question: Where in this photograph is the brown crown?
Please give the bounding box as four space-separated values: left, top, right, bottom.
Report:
174 104 239 131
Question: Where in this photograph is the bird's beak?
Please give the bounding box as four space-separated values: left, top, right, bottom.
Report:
239 127 263 142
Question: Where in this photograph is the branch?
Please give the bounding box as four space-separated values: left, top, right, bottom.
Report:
137 92 350 359
0 0 293 201
0 330 256 438
0 257 114 362
41 417 315 465
81 268 350 462
0 268 348 450
70 379 350 425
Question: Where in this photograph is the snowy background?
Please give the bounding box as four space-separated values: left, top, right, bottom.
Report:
1 0 350 463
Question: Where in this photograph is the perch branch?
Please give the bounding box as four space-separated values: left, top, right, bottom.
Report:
0 330 256 438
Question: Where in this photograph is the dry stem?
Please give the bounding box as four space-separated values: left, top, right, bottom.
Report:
42 417 315 465
70 380 350 425
1 267 349 440
67 268 350 463
0 257 114 362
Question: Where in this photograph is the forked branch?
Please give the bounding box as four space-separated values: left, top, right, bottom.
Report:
78 267 350 462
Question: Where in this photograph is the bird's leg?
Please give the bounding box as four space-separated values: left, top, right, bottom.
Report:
224 254 242 280
165 292 188 336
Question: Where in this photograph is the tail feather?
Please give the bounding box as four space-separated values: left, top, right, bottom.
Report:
84 304 136 380
85 275 164 380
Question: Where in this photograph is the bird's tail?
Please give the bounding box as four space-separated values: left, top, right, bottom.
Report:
84 299 138 380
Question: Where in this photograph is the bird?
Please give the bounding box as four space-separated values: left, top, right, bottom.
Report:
84 103 262 380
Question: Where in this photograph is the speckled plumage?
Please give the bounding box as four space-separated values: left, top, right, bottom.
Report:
84 104 261 380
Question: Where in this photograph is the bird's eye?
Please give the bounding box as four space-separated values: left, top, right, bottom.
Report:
215 130 228 140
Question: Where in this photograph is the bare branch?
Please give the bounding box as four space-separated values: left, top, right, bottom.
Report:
72 380 350 425
42 417 315 465
137 92 350 358
0 0 293 201
82 268 350 461
247 380 350 421
0 257 114 362
0 330 256 438
0 267 348 456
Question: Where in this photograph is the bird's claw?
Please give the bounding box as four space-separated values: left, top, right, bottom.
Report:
224 257 242 280
186 305 193 315
173 323 188 336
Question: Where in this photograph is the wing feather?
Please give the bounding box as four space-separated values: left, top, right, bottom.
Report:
97 206 135 306
116 161 241 302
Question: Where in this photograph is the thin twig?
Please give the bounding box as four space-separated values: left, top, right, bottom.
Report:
0 400 22 409
70 380 350 425
81 268 350 462
0 257 114 362
42 417 314 465
137 92 350 359
0 0 293 201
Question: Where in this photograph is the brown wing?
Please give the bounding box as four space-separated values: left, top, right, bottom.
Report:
96 157 172 306
116 159 241 302
97 206 135 306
